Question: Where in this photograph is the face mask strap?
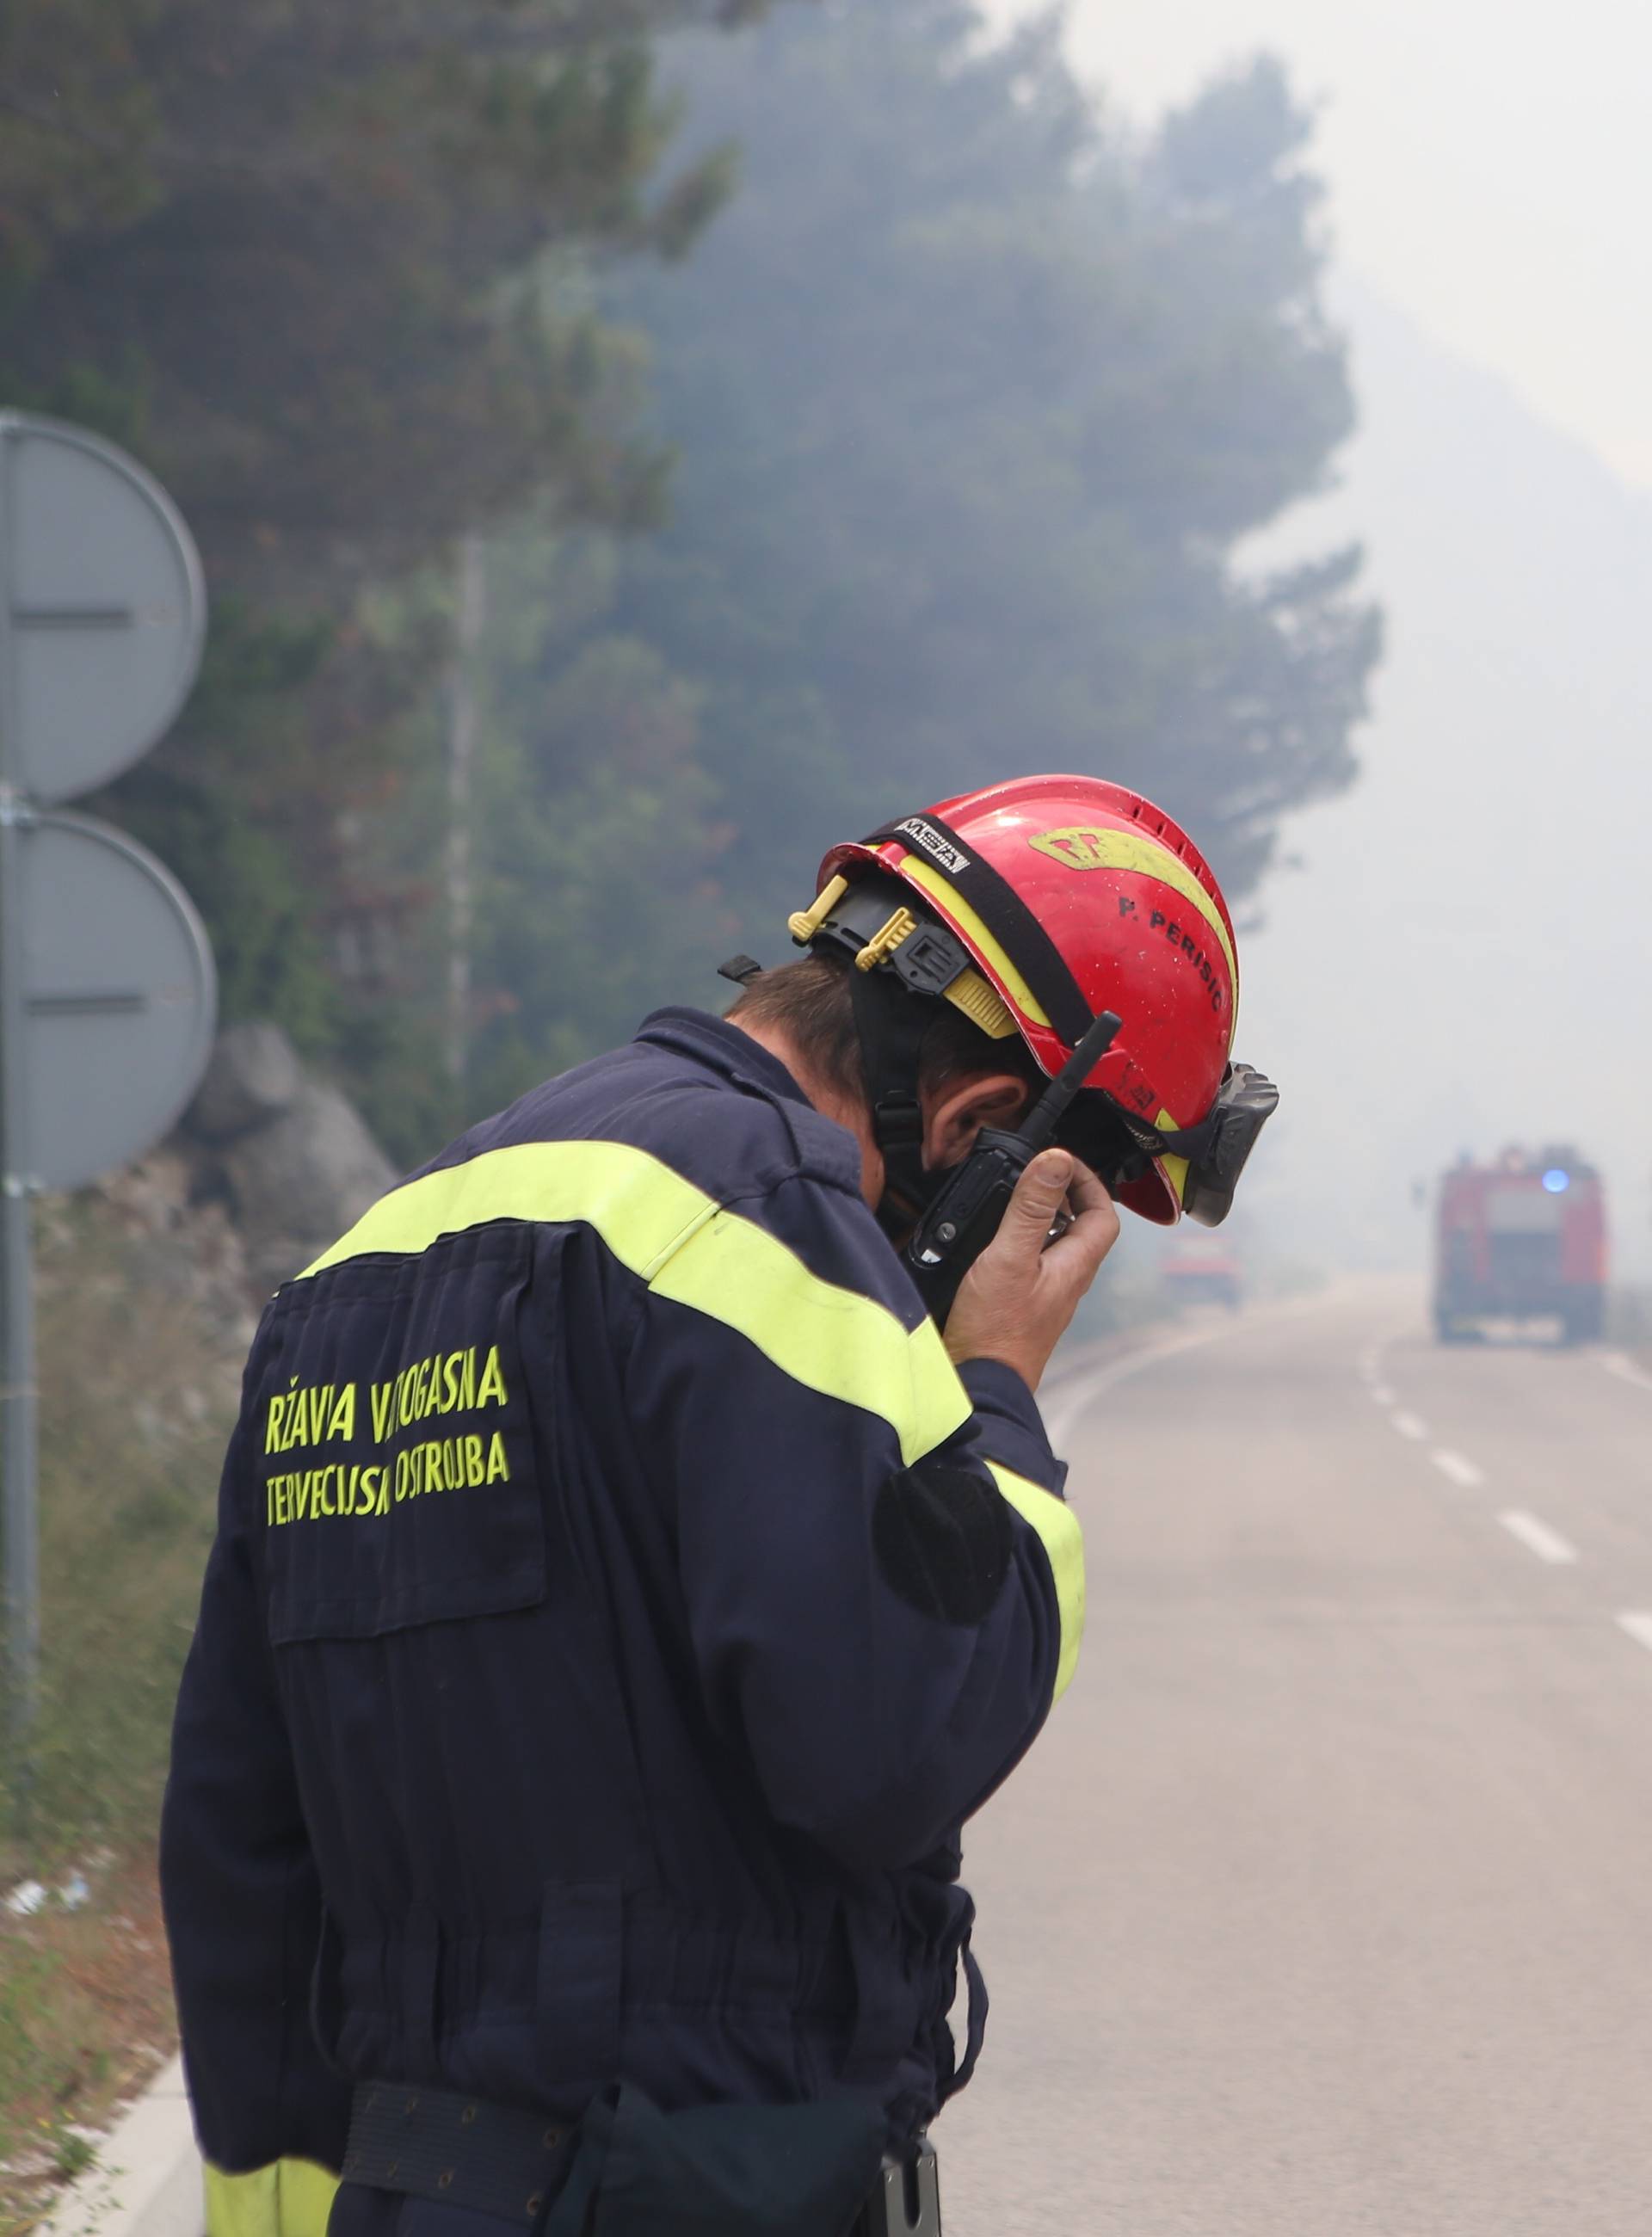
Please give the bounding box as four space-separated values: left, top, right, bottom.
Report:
796 874 986 1236
844 963 942 1235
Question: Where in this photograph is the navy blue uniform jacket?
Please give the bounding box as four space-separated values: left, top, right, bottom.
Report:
160 1011 1084 2237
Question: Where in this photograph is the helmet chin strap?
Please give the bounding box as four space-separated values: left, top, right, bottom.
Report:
845 964 943 1238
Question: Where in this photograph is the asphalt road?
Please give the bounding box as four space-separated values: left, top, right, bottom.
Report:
943 1279 1652 2237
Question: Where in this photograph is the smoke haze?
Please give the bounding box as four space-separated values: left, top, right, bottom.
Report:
1239 280 1652 1278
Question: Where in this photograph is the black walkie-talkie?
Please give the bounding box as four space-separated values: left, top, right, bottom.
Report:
904 1008 1123 1325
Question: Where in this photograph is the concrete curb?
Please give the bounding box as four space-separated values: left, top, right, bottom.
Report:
42 2058 200 2237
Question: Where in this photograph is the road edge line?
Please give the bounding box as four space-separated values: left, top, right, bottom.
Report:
1041 1285 1353 1451
1604 1352 1652 1395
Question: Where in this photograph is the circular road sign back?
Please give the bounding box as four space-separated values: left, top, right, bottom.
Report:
0 413 206 804
13 810 217 1192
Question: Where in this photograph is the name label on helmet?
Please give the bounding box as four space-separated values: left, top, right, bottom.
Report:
896 817 971 877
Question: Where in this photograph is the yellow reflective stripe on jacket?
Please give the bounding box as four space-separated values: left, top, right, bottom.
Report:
645 1188 968 1467
987 1461 1084 1702
298 1140 970 1468
204 2158 339 2237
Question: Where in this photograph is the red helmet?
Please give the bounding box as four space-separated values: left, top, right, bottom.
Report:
792 773 1269 1224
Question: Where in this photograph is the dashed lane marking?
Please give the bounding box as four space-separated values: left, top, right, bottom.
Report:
1392 1410 1427 1440
1604 1352 1652 1396
1615 1612 1652 1655
1431 1448 1485 1489
1371 1383 1396 1407
1498 1509 1578 1565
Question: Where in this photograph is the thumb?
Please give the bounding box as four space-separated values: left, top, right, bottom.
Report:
1004 1148 1074 1235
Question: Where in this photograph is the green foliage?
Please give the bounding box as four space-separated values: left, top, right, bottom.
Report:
458 529 736 1114
100 598 347 1052
0 0 748 1094
2 0 1379 1156
390 7 1380 1121
2 8 722 571
0 1204 230 1858
595 5 1380 936
0 1188 237 2215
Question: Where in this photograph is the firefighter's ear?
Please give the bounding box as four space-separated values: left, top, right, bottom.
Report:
922 1072 1031 1173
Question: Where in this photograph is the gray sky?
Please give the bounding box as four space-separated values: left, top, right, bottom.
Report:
983 0 1652 490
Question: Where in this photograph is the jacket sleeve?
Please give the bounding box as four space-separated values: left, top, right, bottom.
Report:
623 1167 1084 1873
159 1415 349 2237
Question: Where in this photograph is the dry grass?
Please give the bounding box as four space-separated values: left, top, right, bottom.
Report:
0 1184 247 2230
0 1862 178 2236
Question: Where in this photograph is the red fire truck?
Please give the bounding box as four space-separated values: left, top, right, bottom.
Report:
1433 1147 1607 1344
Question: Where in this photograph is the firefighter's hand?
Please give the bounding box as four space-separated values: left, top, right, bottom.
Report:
943 1150 1119 1392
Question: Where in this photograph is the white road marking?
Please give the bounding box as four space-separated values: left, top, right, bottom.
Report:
1391 1410 1427 1440
1042 1322 1237 1449
1604 1352 1652 1395
1616 1612 1652 1655
1358 1349 1381 1383
1371 1383 1396 1407
1497 1509 1578 1565
1431 1448 1484 1489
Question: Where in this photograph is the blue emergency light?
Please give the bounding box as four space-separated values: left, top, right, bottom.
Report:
1541 1168 1570 1193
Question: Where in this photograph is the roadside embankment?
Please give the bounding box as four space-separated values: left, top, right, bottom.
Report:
0 1026 396 2236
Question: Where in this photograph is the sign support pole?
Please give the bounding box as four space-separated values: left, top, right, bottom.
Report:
0 790 38 1776
0 422 38 1789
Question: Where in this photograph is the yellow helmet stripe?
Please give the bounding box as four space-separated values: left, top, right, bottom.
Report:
1030 828 1237 994
1151 1105 1190 1212
893 852 1053 1031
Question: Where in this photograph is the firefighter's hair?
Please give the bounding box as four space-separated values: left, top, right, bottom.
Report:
729 950 1039 1106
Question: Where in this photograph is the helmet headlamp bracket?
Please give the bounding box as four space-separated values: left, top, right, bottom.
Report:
799 877 975 1001
796 874 998 1232
846 960 937 1234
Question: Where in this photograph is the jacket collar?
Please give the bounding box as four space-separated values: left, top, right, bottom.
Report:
634 1008 816 1111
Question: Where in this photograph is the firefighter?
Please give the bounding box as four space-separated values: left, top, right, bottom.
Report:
161 775 1273 2237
